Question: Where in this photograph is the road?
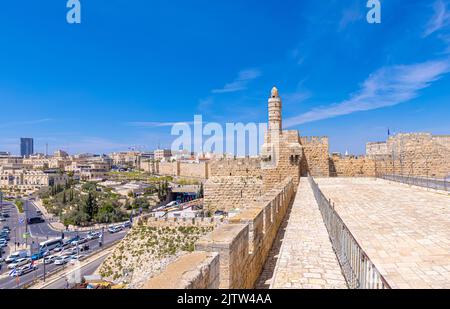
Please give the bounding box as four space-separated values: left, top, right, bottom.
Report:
41 254 109 289
0 199 128 289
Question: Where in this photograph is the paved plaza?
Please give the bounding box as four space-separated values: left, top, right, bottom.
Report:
270 178 348 289
315 178 450 289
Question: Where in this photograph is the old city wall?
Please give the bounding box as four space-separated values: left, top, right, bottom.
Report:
203 176 264 212
367 133 450 178
158 162 179 177
209 158 262 177
154 162 209 179
300 136 330 177
179 162 209 179
329 155 376 177
142 177 295 289
261 130 302 191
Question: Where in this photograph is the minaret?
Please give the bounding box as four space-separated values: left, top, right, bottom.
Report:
268 86 282 135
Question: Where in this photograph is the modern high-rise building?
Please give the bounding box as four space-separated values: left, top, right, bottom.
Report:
20 138 34 157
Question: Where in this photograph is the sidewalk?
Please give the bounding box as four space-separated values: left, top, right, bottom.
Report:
270 178 347 289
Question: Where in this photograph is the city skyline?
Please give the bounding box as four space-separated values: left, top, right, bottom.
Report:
1 0 450 156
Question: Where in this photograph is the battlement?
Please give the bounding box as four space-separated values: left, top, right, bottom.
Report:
141 177 295 289
135 215 222 228
300 136 329 146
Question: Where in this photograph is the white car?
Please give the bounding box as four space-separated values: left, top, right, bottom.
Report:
10 264 37 277
5 251 28 263
87 232 101 240
61 248 77 256
8 258 31 269
108 226 123 233
54 255 72 265
44 255 58 264
69 254 86 264
71 238 87 246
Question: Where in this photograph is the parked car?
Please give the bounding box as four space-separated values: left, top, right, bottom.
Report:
108 226 123 234
0 241 8 248
8 258 31 269
54 255 72 265
122 221 132 228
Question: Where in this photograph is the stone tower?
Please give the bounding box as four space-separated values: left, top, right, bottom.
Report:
268 86 282 135
261 87 303 190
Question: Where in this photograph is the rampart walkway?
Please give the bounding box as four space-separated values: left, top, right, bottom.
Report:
269 178 347 289
315 178 450 289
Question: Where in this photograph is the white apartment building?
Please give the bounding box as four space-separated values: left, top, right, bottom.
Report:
154 149 172 161
0 168 68 191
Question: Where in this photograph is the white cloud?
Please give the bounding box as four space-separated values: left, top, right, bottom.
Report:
283 91 312 105
284 59 450 127
423 0 450 37
212 69 261 94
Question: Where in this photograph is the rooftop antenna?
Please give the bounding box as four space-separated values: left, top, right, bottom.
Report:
46 143 48 156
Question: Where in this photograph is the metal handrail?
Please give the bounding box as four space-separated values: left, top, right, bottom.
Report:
380 174 449 192
308 176 391 289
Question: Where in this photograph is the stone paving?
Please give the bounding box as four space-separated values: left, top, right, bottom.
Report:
315 177 450 289
270 178 348 289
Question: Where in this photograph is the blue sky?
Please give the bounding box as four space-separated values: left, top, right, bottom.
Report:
0 0 449 155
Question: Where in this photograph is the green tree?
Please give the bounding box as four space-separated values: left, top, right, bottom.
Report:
84 191 98 222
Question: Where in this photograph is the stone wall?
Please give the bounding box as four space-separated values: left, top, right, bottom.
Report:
179 162 209 179
209 158 262 177
143 252 220 289
366 142 388 158
158 162 179 176
135 216 221 228
329 155 376 177
300 136 330 177
204 176 264 212
139 177 294 289
261 130 302 191
153 161 209 179
367 133 450 178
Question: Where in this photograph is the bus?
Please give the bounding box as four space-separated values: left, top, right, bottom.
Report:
39 238 63 252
